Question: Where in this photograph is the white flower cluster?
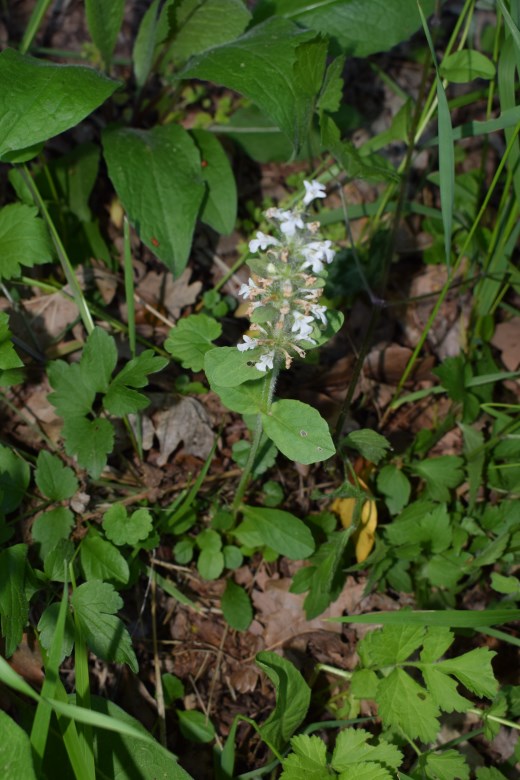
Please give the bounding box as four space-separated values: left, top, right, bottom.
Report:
237 180 335 372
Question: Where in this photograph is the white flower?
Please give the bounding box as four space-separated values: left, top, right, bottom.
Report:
310 304 327 325
303 180 327 206
249 231 280 254
237 335 259 352
238 277 257 300
255 350 275 371
300 240 335 273
291 311 315 340
267 208 304 237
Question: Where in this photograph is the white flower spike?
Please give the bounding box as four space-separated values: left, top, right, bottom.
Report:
303 180 327 207
238 277 257 299
249 232 280 254
237 335 259 352
255 351 275 372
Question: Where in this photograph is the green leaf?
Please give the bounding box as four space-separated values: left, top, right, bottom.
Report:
35 451 78 501
32 507 74 561
102 504 153 547
85 0 125 68
331 728 403 771
0 49 118 160
476 769 509 780
410 456 465 502
358 625 425 667
0 204 53 281
422 667 471 713
344 429 391 463
48 361 96 419
490 572 520 595
162 673 185 704
38 602 75 663
377 668 440 743
103 350 168 416
262 400 335 464
280 734 330 780
180 18 326 153
71 580 138 671
440 50 496 83
318 56 345 114
82 326 118 393
335 608 520 628
102 125 205 276
168 0 251 63
221 580 253 631
191 129 237 234
0 711 37 779
197 549 224 580
253 0 436 58
43 539 75 583
223 545 243 570
62 416 114 479
0 545 28 656
376 464 411 514
436 648 498 699
238 506 315 559
165 313 222 371
423 750 470 780
204 346 265 387
80 531 130 585
212 378 267 415
257 650 311 751
0 312 24 387
0 444 30 513
177 710 216 743
133 0 162 88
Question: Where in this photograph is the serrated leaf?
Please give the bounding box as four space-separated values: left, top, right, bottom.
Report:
331 728 403 770
238 506 315 559
424 749 470 780
436 648 498 699
476 768 509 780
0 49 117 160
257 650 311 751
0 444 30 513
191 129 237 234
411 456 465 502
180 18 326 153
0 204 53 281
62 416 114 479
211 378 267 415
168 0 251 63
80 531 130 585
376 464 411 514
102 125 205 276
221 580 253 631
318 56 345 114
262 399 335 464
71 580 138 671
165 313 222 371
102 504 153 547
358 625 425 667
85 0 125 68
440 50 496 83
44 539 75 583
0 711 37 779
344 429 391 463
281 734 330 780
490 573 520 595
337 764 392 780
32 507 74 561
103 350 168 416
0 544 28 656
0 311 24 387
377 668 440 742
204 346 266 387
37 602 75 664
81 327 118 393
35 450 78 501
419 627 455 663
47 360 96 419
422 667 471 713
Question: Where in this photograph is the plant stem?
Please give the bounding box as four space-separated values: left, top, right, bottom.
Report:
231 367 279 515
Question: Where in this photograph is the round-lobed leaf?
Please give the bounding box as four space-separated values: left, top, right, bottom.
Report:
261 399 335 464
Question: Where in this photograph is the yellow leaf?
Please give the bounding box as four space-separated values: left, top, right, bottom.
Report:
331 488 378 563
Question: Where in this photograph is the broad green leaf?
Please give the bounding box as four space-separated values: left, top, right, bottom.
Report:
422 667 471 713
62 416 114 479
436 648 498 699
0 312 24 387
51 140 101 222
490 572 520 595
0 545 28 656
423 750 470 780
38 602 75 663
32 507 74 561
0 204 53 281
377 668 440 742
337 764 392 780
102 125 205 276
197 549 224 580
238 506 315 559
85 0 125 68
80 531 130 585
221 104 295 163
196 529 221 551
0 711 37 779
35 451 78 501
162 673 185 704
419 627 454 663
177 710 216 743
343 429 391 463
476 769 509 780
222 545 243 570
71 580 138 671
191 129 237 234
169 0 251 63
180 18 326 153
103 350 168 416
47 360 97 419
376 464 410 515
280 734 329 780
253 0 436 57
102 504 153 547
43 539 75 583
440 50 496 83
0 49 118 160
221 580 253 631
257 651 311 751
261 400 335 464
212 378 267 414
81 327 118 394
133 0 162 88
410 456 465 502
358 625 425 667
0 444 30 513
165 313 222 371
204 346 265 387
332 729 402 770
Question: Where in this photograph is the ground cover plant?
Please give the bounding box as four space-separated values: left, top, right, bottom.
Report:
0 0 519 778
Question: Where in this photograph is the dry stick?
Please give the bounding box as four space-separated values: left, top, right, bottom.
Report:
150 569 167 748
